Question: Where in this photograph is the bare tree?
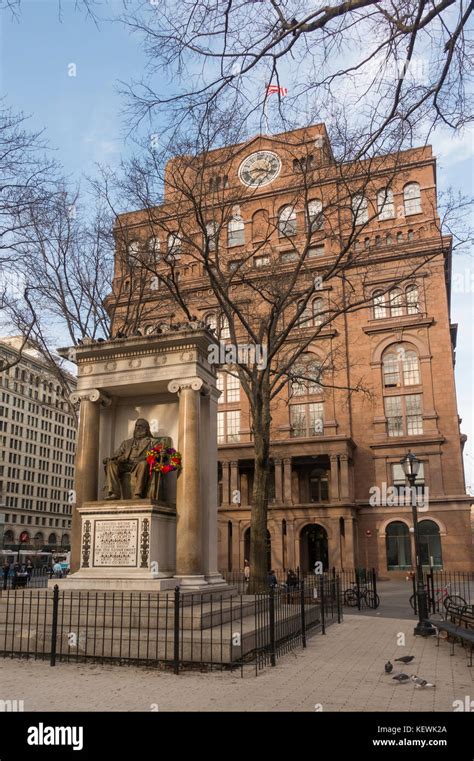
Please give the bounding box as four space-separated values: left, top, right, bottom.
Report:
102 122 453 588
122 0 473 153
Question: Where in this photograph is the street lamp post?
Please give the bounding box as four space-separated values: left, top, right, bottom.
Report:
400 451 435 637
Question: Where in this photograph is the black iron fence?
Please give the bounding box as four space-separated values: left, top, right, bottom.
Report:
410 570 474 615
0 579 342 675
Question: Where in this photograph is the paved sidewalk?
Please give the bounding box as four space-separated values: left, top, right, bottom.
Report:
0 615 472 712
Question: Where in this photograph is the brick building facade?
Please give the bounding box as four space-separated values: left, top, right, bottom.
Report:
112 124 473 577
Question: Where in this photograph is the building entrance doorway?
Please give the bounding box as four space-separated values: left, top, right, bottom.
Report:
300 523 329 573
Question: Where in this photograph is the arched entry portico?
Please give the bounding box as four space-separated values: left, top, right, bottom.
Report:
300 523 329 573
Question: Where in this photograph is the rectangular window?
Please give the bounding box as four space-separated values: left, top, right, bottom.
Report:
385 396 403 437
254 255 270 268
406 394 423 435
226 410 240 442
290 403 324 437
280 251 297 263
217 410 240 443
308 245 325 258
226 373 240 403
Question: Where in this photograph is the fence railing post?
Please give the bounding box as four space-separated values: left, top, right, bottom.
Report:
50 585 59 667
412 572 417 615
300 579 306 648
173 586 180 675
372 568 377 605
336 576 342 623
269 586 276 666
319 575 326 634
356 569 361 611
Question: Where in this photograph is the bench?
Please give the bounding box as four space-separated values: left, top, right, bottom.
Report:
434 596 474 666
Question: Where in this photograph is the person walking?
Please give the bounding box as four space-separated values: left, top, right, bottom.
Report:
243 559 250 586
2 560 10 591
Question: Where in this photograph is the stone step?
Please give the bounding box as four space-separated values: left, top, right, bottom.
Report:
0 592 265 631
0 605 322 664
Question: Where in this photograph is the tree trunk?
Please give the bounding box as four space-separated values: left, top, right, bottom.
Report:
248 387 271 593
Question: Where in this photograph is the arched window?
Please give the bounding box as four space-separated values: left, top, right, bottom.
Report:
407 229 414 241
297 301 312 328
406 284 420 314
364 237 370 249
167 233 182 257
219 315 230 339
397 232 403 244
252 209 270 241
418 520 442 568
205 313 217 333
148 237 160 256
48 533 57 546
377 188 395 220
307 200 323 232
290 353 323 396
386 233 393 246
352 194 368 225
404 182 421 215
382 345 420 388
128 240 140 257
389 288 403 317
205 222 218 251
386 522 412 570
382 343 423 437
228 214 245 246
313 297 324 326
375 235 381 247
279 205 297 237
373 291 387 319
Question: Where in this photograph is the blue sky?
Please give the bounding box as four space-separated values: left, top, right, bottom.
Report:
1 0 473 491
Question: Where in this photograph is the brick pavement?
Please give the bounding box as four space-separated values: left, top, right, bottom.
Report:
0 615 472 712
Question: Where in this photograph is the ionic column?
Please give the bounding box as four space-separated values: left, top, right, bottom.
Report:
283 457 293 505
340 454 350 501
274 458 283 504
70 389 110 573
221 462 230 507
230 460 239 505
330 455 340 502
168 378 205 583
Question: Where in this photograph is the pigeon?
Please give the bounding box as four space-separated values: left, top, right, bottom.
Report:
392 673 411 683
384 661 393 673
411 675 435 689
395 656 415 664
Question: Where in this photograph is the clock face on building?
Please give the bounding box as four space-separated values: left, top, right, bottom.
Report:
238 151 281 187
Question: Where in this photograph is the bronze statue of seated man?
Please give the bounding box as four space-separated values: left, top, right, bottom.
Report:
103 418 170 500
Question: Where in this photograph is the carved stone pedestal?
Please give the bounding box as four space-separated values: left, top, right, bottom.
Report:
51 500 177 591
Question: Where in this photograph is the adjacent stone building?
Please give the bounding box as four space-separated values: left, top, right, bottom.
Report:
112 124 473 577
0 337 76 552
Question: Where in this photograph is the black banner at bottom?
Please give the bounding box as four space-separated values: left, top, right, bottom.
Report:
0 711 472 759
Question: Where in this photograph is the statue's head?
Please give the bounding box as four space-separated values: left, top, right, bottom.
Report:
134 418 151 439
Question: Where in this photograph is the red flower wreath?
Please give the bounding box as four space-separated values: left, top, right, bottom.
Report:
146 444 182 476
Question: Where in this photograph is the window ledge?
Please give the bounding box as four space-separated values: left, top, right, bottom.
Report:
363 316 433 335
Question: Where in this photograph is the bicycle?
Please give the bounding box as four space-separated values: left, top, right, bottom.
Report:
409 578 468 612
343 582 380 609
409 581 450 612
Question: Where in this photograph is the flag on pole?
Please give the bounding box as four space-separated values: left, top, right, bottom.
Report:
266 84 288 96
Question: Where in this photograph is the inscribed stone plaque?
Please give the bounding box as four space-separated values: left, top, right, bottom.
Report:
93 519 138 567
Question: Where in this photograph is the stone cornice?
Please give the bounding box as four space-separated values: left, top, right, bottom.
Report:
58 328 218 366
363 317 434 336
